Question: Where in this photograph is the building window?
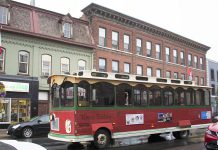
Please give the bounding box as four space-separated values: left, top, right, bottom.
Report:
165 47 170 62
147 67 152 77
174 72 178 79
136 38 142 55
217 71 218 82
99 27 106 47
0 47 5 72
78 60 86 71
156 69 161 77
166 71 171 78
63 23 72 38
194 56 198 68
99 58 106 72
200 77 204 86
146 41 152 57
61 57 70 74
124 34 130 52
42 55 51 77
18 51 29 74
136 65 143 75
173 49 178 64
188 54 192 66
195 76 199 85
211 69 215 81
211 84 215 95
112 31 119 49
180 51 185 65
0 6 8 24
124 63 130 74
156 44 161 60
200 57 203 70
181 74 185 80
112 60 119 73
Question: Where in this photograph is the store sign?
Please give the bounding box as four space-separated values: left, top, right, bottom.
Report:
0 81 29 92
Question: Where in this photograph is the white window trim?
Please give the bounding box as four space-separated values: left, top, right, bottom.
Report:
42 55 51 77
18 51 29 74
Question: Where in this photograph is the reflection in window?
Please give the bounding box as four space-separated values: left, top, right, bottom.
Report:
63 23 72 38
134 84 147 106
42 54 51 76
116 83 132 106
149 86 161 106
60 81 74 107
124 34 130 52
99 28 106 47
92 82 114 107
0 48 5 72
146 41 152 57
99 58 106 72
78 60 86 71
163 90 173 106
78 81 90 107
0 6 8 24
61 57 70 74
18 51 29 74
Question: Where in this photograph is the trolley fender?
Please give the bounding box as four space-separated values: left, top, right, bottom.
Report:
91 123 113 134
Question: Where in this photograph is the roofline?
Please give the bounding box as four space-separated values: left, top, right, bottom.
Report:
10 0 89 25
0 25 95 49
82 3 210 52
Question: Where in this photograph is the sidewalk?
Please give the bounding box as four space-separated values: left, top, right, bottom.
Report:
0 129 9 139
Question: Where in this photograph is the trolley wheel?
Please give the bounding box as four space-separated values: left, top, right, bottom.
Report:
94 129 111 149
22 127 33 138
173 130 189 139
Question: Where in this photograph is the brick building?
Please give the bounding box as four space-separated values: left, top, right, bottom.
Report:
82 3 210 86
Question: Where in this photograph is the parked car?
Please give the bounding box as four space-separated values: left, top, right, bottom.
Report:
0 140 46 150
204 121 218 150
7 114 50 138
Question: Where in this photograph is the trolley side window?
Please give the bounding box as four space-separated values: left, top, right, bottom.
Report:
78 81 90 107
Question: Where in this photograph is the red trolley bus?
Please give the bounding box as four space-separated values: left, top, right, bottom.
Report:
47 70 211 148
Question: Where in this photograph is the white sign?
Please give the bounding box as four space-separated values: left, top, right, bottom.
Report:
0 81 29 92
126 114 144 125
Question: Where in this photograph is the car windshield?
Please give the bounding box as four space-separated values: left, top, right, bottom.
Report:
29 116 40 122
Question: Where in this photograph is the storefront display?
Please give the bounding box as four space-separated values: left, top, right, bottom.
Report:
0 99 10 123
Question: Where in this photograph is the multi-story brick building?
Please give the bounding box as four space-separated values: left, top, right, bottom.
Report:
0 0 94 128
82 3 210 86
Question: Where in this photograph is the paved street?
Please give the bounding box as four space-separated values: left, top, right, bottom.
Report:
0 128 208 150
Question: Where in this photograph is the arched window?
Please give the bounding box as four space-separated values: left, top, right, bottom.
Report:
61 57 70 74
18 51 29 74
59 81 74 107
204 90 210 105
78 81 90 107
78 60 86 71
0 47 6 72
134 84 148 106
116 83 132 106
42 54 51 76
186 88 194 105
196 89 204 105
163 87 174 106
92 82 115 107
175 87 185 106
149 86 161 106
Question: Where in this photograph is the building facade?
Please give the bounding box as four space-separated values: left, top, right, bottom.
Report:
0 0 94 128
207 59 218 113
82 3 210 86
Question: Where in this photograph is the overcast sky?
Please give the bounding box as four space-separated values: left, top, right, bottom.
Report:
14 0 218 62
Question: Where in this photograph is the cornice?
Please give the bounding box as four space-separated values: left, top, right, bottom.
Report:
82 3 210 52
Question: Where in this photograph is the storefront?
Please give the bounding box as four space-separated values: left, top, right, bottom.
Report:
0 75 38 129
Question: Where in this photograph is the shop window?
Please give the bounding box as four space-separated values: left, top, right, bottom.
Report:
42 54 51 77
11 99 30 123
78 60 86 71
0 47 5 72
0 99 10 122
18 51 29 74
0 6 9 24
61 57 70 74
